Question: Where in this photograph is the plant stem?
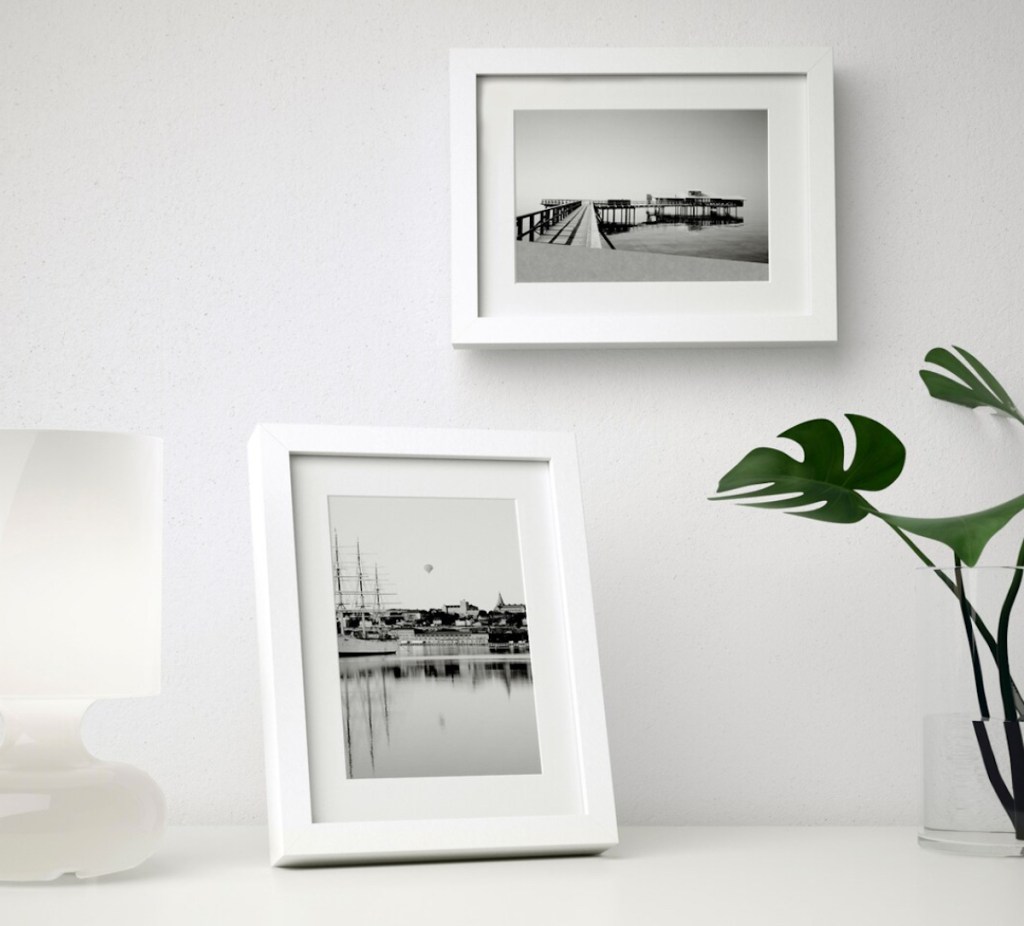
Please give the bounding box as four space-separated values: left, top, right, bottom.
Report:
995 548 1024 838
954 557 990 719
1004 721 1024 839
973 721 1015 822
876 508 1024 835
954 563 1024 839
996 543 1024 721
872 513 1024 718
951 563 1024 838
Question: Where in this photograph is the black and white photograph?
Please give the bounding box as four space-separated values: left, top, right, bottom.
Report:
514 109 769 284
328 495 541 780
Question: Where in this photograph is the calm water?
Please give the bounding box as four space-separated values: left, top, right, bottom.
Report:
608 216 769 263
519 199 769 265
339 647 542 779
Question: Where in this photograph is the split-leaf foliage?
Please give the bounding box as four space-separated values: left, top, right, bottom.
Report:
711 347 1024 837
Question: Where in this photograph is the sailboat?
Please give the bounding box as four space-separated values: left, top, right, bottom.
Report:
333 534 399 657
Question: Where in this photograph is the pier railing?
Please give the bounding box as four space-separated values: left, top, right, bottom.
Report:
515 200 582 241
516 196 746 242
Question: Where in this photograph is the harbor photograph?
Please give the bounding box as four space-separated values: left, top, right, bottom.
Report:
327 495 541 780
514 109 769 283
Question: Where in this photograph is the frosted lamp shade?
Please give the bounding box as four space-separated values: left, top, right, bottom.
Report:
0 431 161 697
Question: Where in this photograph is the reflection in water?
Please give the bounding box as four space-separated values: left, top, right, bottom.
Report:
609 216 769 264
605 214 744 233
340 649 541 780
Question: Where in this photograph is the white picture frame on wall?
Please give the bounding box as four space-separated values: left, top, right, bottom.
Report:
450 47 836 347
248 424 617 866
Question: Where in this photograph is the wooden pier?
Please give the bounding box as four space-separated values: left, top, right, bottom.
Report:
648 192 744 221
516 192 745 247
515 200 582 243
518 200 613 249
594 199 637 231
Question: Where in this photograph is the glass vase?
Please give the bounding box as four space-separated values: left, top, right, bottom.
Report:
918 566 1024 855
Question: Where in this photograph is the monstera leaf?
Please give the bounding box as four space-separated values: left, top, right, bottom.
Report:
920 346 1024 424
875 494 1024 567
711 415 906 524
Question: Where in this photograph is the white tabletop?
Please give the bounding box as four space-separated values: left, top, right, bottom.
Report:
2 826 1022 925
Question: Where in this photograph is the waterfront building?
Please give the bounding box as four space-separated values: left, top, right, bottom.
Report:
494 592 527 616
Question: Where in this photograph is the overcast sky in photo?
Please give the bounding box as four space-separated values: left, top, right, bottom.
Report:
514 109 768 221
327 496 526 611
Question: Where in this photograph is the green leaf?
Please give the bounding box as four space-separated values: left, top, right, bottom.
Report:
710 415 906 524
920 346 1023 423
875 493 1024 566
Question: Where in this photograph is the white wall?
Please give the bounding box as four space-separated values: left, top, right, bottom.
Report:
3 0 1024 825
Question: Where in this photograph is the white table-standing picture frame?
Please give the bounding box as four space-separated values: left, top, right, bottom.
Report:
248 424 617 866
451 47 837 347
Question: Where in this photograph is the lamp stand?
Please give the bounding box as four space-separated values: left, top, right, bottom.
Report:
0 700 165 880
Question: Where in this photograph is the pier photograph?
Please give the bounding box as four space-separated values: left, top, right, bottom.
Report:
514 109 769 283
327 495 541 780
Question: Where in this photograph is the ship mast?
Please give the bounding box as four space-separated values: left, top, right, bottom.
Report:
333 530 344 630
355 539 367 610
335 538 395 637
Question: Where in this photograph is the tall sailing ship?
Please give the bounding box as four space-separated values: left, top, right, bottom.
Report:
333 534 399 657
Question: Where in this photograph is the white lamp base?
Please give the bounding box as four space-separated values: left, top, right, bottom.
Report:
0 700 165 881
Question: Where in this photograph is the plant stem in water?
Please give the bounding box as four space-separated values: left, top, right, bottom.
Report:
996 551 1024 838
996 549 1024 721
1004 721 1024 839
972 721 1014 822
875 514 1024 718
954 558 990 719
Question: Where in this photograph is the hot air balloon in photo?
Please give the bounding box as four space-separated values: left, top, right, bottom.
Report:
423 563 433 575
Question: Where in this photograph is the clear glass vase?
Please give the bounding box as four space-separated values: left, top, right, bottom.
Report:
918 566 1024 856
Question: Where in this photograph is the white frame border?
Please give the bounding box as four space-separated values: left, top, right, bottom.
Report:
450 47 836 348
248 424 618 866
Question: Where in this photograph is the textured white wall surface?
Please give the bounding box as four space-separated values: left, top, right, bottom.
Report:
4 0 1024 825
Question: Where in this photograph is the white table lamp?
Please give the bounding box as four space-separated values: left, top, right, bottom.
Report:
0 430 164 880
